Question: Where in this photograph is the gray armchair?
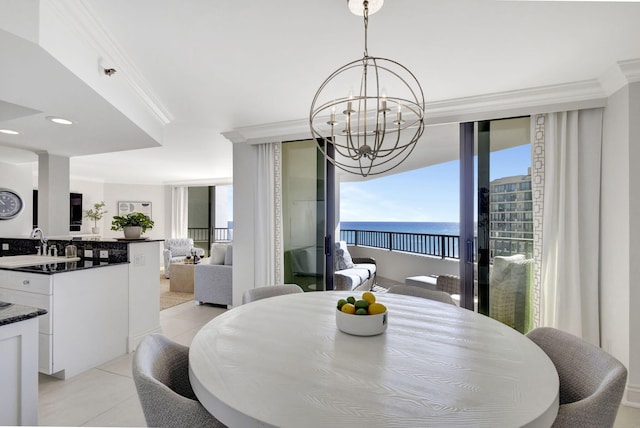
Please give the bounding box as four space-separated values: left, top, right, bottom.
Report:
242 284 303 304
526 327 627 428
163 238 205 279
194 243 232 307
132 333 226 428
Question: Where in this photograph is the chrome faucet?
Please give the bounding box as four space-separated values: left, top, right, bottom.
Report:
31 228 48 256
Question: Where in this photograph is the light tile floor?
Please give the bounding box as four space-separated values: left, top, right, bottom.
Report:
38 298 640 427
38 300 226 427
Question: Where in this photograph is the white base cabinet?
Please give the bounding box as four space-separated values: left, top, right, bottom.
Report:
0 316 39 426
0 265 128 379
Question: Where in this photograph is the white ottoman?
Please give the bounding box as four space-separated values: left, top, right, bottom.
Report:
404 275 438 290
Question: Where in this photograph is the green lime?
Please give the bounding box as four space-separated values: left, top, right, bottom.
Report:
337 299 348 310
347 296 356 305
355 308 368 315
355 299 369 310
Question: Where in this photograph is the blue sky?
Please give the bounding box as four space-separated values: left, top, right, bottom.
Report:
340 144 531 222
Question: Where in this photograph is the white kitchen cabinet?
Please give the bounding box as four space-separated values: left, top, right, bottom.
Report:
126 241 162 351
0 264 128 379
0 316 39 426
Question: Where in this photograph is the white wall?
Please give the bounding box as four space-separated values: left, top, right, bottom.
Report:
0 161 34 237
102 183 166 241
69 178 105 234
626 82 640 406
601 85 630 369
600 82 640 407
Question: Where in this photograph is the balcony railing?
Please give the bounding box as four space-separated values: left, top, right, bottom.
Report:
340 229 460 259
188 228 233 254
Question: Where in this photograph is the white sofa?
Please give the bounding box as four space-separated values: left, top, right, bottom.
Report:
284 241 376 291
334 241 377 291
163 238 205 279
194 243 232 307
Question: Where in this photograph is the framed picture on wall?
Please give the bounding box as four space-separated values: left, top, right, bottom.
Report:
118 201 152 218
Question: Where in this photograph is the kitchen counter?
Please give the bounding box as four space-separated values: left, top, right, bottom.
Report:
0 301 46 326
0 259 129 275
0 239 161 379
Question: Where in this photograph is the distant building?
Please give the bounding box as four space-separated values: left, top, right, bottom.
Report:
489 171 533 259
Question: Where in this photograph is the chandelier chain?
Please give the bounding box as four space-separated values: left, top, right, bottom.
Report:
363 1 369 57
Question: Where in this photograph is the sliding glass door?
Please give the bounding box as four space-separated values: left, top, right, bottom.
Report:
461 117 534 333
282 139 335 291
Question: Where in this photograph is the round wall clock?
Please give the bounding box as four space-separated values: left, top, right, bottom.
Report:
0 188 24 220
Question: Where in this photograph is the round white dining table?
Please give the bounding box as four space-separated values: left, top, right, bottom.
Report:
189 291 559 428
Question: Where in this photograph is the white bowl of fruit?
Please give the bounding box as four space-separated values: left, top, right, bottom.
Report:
336 291 388 336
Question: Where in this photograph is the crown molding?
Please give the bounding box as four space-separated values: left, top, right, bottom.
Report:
165 178 234 187
600 59 640 96
222 120 312 145
224 79 609 144
46 0 173 125
425 79 607 123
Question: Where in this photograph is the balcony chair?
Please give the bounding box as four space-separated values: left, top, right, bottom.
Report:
526 327 627 428
163 238 205 278
387 284 456 305
132 333 226 428
435 254 533 333
242 284 303 304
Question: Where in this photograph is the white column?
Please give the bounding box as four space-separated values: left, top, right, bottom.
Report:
37 153 70 236
232 142 257 307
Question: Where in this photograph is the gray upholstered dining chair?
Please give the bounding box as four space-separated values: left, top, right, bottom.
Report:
132 334 226 428
526 327 627 428
242 284 303 304
387 284 456 305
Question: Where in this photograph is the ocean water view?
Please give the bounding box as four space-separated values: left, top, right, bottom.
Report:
341 221 460 236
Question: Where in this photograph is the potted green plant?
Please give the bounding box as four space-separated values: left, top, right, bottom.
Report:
84 201 107 235
111 212 154 239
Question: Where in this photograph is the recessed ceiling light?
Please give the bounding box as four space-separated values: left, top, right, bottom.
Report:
0 129 20 135
46 116 73 125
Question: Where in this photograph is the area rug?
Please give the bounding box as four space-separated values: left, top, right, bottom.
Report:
159 275 193 310
160 291 194 310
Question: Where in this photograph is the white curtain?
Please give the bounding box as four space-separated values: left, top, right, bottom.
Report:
541 108 603 345
254 142 283 286
171 187 189 239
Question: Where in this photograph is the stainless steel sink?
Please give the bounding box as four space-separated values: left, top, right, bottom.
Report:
0 255 81 268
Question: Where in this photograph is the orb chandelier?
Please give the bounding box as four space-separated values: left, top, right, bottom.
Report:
310 0 425 177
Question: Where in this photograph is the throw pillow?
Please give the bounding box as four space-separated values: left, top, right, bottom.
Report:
491 254 526 283
171 246 190 257
334 241 355 271
210 243 227 265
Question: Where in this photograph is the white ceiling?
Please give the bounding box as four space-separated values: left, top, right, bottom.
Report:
0 0 639 185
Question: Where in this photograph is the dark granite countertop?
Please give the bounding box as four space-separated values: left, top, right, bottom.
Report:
72 238 165 243
0 260 130 275
0 302 47 326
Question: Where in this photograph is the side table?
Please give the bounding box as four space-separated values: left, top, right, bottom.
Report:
169 262 195 293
